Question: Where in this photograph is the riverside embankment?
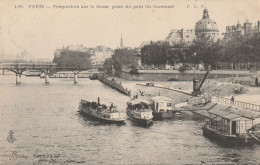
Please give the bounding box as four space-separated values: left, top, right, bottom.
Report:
119 69 260 84
111 77 260 126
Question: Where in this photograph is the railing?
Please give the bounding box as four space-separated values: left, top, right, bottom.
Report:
217 97 260 112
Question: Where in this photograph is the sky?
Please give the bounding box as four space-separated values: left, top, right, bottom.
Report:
0 0 260 59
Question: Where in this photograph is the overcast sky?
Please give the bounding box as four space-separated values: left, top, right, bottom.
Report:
0 0 260 59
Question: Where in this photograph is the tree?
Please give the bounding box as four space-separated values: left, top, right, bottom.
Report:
166 42 188 65
129 65 138 75
141 41 169 67
186 37 222 70
103 58 113 75
103 48 137 76
113 48 137 66
53 50 91 68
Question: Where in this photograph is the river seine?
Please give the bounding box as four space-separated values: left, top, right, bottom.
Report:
0 75 259 164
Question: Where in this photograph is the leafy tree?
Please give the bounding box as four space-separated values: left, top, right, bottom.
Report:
141 41 169 66
186 37 222 70
129 65 138 75
53 50 91 68
113 48 137 66
103 48 137 75
103 58 113 75
167 42 188 65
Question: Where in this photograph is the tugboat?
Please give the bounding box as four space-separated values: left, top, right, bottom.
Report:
126 99 153 127
202 109 255 144
79 97 125 124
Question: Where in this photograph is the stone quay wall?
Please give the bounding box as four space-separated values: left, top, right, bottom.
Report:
119 69 257 81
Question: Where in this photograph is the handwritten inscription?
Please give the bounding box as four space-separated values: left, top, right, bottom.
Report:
10 149 72 164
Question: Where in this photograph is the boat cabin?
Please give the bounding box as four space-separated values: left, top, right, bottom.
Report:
151 96 173 112
127 99 153 119
127 99 151 110
208 109 253 135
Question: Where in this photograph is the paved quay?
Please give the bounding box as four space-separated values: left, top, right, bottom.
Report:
106 76 260 123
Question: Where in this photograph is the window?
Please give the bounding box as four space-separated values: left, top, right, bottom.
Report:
167 103 172 107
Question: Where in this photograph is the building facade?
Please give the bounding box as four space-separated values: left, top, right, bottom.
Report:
195 9 219 40
166 9 220 45
224 20 260 40
165 29 196 45
54 45 114 65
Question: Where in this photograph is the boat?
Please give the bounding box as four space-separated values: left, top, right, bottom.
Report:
89 73 98 80
202 109 255 144
78 98 125 124
98 75 131 96
126 99 153 127
150 96 181 120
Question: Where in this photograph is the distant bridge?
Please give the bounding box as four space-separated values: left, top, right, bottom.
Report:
0 63 104 84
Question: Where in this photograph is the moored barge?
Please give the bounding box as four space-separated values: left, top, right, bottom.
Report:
202 109 255 144
79 98 125 124
126 99 153 127
98 75 130 96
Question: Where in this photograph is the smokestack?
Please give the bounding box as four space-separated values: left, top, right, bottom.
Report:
98 97 100 105
258 21 260 31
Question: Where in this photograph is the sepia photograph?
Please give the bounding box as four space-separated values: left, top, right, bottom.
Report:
0 0 260 164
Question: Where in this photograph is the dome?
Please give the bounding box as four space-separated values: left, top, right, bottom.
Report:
195 9 219 33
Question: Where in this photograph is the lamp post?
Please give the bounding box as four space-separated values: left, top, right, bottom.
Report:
193 52 197 77
232 62 234 82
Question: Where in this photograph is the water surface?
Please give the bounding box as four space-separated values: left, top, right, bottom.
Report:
0 75 259 164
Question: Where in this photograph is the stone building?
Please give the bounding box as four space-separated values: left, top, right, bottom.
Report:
224 19 260 40
165 29 196 45
195 9 219 40
166 9 220 45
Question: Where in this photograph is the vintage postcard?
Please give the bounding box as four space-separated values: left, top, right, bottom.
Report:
1 0 260 164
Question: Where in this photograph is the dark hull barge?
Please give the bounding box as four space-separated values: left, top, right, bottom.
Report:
126 110 153 127
126 99 153 127
98 75 130 96
79 99 125 124
203 108 256 144
202 125 255 144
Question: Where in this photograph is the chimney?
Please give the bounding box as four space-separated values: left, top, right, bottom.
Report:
258 21 260 31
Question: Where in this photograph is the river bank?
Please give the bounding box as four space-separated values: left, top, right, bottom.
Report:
111 77 260 125
119 69 260 84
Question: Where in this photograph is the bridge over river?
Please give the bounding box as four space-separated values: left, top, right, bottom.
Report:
0 63 104 84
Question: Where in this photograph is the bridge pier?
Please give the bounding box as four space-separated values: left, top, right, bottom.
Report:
45 73 50 84
74 73 78 84
16 74 21 84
